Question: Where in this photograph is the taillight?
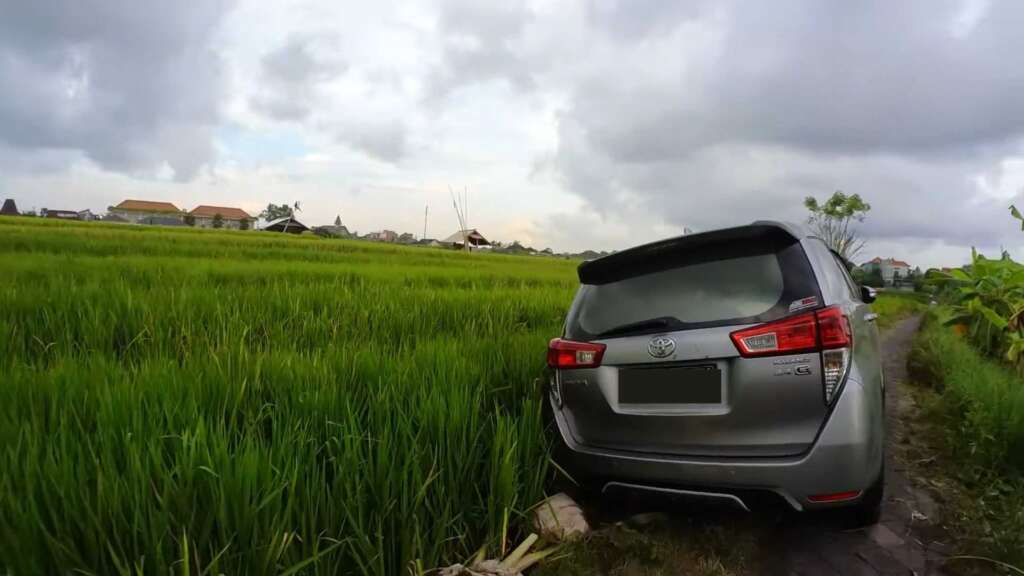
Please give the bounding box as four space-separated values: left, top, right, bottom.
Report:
729 311 818 356
730 305 853 405
816 306 852 404
547 338 606 369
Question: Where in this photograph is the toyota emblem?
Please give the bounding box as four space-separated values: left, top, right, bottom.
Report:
648 336 676 359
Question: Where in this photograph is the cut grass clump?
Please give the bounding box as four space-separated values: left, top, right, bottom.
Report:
0 216 578 574
907 311 1024 566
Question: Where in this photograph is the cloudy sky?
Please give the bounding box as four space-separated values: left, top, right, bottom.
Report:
2 0 1024 267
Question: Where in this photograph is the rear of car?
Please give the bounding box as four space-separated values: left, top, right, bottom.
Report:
545 222 884 519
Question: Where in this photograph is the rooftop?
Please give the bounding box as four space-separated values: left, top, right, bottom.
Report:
113 199 183 213
189 205 252 220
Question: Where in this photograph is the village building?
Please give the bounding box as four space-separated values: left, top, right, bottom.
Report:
188 205 254 230
315 216 351 238
263 216 309 234
43 209 81 220
139 215 187 227
861 257 912 286
1 198 19 216
108 200 185 224
442 229 491 250
365 230 399 242
101 213 130 223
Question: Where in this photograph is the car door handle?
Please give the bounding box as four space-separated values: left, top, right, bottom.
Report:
864 313 879 323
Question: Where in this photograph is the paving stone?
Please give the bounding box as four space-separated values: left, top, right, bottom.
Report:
866 524 906 548
857 547 911 575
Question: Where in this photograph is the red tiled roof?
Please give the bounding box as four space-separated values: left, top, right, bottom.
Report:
189 205 252 220
865 257 910 267
113 199 183 213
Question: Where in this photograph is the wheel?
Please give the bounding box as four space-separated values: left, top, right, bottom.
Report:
844 466 884 527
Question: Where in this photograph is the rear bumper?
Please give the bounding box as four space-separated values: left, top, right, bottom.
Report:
546 375 884 511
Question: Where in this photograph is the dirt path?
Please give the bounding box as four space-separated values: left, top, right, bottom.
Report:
760 315 951 575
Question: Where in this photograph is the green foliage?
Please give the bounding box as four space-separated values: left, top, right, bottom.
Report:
925 248 1024 368
239 217 250 231
184 213 196 227
908 312 1024 563
212 213 224 229
803 191 871 261
870 292 927 329
0 216 578 575
862 266 884 287
259 203 294 221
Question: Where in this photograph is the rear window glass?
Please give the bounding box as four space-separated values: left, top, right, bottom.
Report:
566 240 820 340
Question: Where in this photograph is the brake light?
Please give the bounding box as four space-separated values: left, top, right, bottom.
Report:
547 338 606 369
730 311 818 356
816 306 852 349
730 305 853 405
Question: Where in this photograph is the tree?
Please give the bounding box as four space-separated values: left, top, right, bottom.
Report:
184 214 196 227
259 203 293 221
804 191 871 261
212 213 224 229
239 218 250 231
864 267 884 287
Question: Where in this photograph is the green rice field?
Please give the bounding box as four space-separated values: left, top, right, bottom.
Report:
0 216 578 575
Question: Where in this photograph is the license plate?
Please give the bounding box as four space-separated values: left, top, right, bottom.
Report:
619 365 722 404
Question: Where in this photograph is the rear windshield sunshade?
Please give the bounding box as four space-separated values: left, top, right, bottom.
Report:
566 226 821 340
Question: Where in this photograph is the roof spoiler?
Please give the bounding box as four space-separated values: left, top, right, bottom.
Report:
577 224 800 285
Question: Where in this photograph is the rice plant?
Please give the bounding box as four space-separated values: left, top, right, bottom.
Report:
0 216 578 575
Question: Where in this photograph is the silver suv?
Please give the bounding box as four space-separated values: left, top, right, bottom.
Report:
545 221 884 525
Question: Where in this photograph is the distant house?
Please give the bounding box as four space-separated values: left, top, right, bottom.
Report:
442 229 491 250
189 205 254 230
263 216 309 234
101 213 130 223
861 257 912 286
43 209 81 220
1 198 19 216
366 230 399 242
109 200 185 224
139 215 187 227
313 225 351 238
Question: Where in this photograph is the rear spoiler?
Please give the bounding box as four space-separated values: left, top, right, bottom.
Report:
577 224 800 285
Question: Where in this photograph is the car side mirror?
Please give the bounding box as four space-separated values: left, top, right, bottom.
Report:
861 285 877 303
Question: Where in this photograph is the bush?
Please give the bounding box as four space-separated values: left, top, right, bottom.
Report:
909 311 1024 564
909 312 1024 472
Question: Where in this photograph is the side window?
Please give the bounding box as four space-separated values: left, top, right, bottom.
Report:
831 253 861 301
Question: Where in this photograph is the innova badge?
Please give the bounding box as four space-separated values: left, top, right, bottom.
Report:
648 336 676 359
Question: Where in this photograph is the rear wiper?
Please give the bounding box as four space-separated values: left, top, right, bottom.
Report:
596 316 684 338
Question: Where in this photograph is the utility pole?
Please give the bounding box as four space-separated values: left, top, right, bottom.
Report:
423 204 429 240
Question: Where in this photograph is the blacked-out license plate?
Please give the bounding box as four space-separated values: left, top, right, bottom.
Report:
619 366 722 404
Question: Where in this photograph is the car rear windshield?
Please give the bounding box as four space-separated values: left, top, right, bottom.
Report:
565 233 820 340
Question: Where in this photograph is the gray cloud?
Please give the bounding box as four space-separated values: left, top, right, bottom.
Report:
427 0 534 98
251 35 347 122
539 0 1024 260
337 121 408 163
0 0 231 181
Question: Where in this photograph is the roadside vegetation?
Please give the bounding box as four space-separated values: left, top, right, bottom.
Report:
871 291 928 329
903 235 1024 571
0 216 578 574
907 313 1024 570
